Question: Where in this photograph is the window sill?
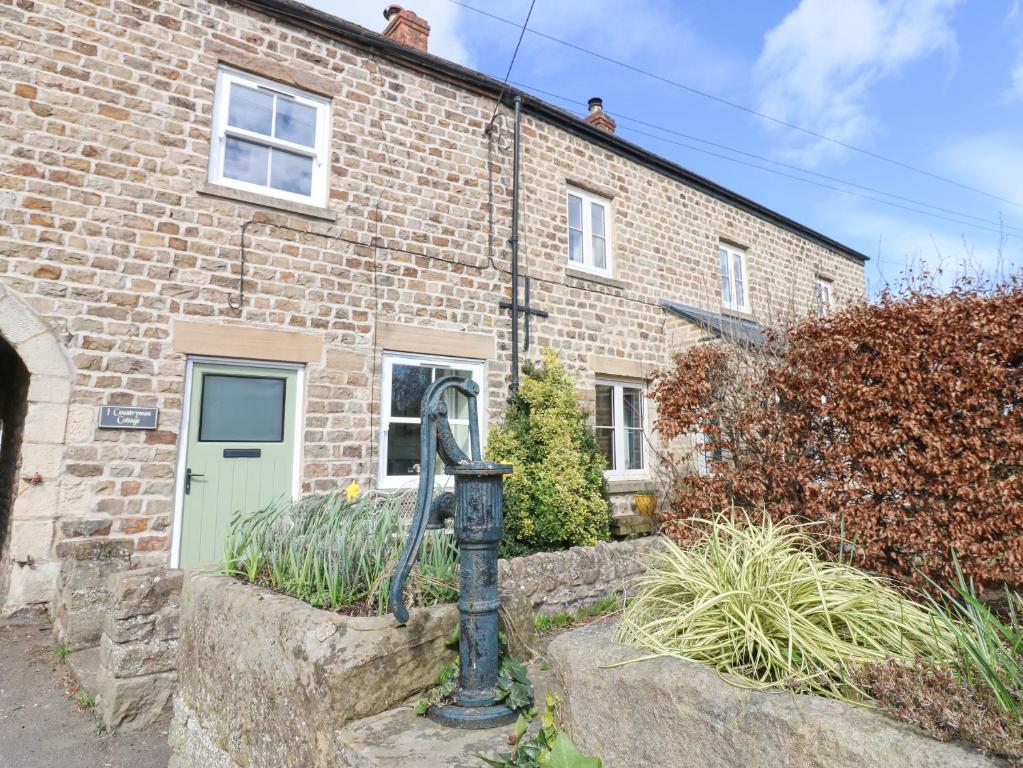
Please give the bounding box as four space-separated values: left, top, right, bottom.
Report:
565 266 625 290
605 477 658 494
720 305 755 321
198 182 337 221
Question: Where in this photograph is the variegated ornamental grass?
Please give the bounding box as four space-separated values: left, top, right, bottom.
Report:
223 489 458 615
615 514 955 702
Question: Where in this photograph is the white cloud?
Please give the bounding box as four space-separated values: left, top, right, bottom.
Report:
754 0 961 165
936 132 1023 208
1004 1 1023 101
310 0 472 65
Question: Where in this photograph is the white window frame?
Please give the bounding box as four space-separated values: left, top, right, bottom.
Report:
378 351 487 489
719 242 750 313
209 66 331 207
815 277 833 317
566 186 613 276
594 378 649 479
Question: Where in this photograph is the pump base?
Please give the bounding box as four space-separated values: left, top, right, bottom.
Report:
426 702 519 730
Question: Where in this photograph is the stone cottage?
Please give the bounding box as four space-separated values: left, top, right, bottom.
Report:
0 0 867 619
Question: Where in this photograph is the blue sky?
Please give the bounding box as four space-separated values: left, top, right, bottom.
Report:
321 1 1023 293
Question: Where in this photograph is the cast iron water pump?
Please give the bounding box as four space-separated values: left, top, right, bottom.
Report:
390 376 523 729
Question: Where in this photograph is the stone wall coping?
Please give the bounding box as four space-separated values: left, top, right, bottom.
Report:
55 537 134 561
184 567 451 631
548 623 1002 768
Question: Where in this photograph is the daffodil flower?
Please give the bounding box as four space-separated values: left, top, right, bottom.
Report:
345 481 360 502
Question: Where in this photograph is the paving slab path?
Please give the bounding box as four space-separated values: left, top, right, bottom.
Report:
0 618 170 768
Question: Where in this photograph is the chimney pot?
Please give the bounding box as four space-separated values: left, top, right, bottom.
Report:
583 96 616 134
382 5 431 53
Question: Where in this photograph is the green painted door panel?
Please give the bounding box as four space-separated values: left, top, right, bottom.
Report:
179 362 299 569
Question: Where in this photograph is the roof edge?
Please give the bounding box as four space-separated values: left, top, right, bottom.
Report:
228 0 869 264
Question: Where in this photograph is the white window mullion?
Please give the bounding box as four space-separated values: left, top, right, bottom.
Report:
614 386 625 472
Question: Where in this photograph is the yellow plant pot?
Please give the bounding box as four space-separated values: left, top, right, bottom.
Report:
635 493 657 516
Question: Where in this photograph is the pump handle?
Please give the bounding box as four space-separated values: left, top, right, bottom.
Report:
390 376 481 624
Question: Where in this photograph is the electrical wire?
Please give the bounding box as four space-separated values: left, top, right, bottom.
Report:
489 0 538 123
446 0 1023 211
237 219 663 310
511 81 1023 238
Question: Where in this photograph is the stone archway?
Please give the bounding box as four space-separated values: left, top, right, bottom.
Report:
0 281 73 615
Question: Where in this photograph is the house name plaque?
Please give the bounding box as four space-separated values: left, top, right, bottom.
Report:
97 406 160 430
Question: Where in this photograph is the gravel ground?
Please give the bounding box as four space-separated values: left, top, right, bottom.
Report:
0 618 170 768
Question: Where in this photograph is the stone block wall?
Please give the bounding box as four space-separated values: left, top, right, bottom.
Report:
169 570 461 768
52 537 133 651
547 623 1001 768
500 536 664 614
96 566 182 731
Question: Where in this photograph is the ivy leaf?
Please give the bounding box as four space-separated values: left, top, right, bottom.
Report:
504 659 531 685
546 732 602 768
513 713 530 741
505 681 533 712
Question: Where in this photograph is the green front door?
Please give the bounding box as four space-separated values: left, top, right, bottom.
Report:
179 361 299 569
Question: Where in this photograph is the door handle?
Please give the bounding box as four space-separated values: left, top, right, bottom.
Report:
185 468 205 495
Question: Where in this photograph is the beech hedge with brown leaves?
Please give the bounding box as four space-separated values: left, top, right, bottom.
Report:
651 280 1023 588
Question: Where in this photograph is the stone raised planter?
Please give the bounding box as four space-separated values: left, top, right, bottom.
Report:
169 570 461 768
168 537 664 767
547 623 1005 768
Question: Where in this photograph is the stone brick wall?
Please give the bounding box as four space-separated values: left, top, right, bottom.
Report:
53 537 133 650
95 566 182 731
0 0 866 608
500 536 664 614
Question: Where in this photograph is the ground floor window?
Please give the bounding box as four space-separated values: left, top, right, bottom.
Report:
594 379 647 477
378 352 485 487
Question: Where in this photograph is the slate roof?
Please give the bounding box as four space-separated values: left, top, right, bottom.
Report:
660 299 767 345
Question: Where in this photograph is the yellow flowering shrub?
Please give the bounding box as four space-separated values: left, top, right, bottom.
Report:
486 348 611 557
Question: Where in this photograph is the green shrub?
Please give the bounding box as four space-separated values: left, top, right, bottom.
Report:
615 513 953 702
486 348 611 557
223 489 458 615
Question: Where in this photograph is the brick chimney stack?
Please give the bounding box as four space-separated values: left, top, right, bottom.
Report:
382 5 430 53
583 97 616 134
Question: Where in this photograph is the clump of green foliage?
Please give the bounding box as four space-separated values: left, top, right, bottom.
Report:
615 512 953 702
223 490 458 615
415 630 534 718
857 561 1023 764
486 348 611 557
480 693 602 768
534 595 622 635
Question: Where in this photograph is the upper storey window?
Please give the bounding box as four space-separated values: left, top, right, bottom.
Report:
209 66 330 206
719 242 749 313
815 277 833 317
567 186 613 275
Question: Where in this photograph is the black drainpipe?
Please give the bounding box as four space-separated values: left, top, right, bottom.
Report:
509 94 522 394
